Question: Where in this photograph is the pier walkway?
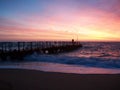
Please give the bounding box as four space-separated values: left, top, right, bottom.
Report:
0 41 82 61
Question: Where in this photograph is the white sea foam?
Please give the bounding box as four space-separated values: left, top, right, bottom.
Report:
24 52 120 69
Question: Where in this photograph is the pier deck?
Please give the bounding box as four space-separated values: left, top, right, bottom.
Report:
0 41 82 61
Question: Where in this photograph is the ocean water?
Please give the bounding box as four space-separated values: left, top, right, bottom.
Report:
1 42 120 74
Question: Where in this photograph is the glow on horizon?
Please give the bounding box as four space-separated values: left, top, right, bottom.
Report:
0 0 120 41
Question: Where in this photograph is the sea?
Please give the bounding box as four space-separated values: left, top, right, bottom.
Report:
1 42 120 74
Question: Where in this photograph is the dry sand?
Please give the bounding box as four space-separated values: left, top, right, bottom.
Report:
0 69 120 90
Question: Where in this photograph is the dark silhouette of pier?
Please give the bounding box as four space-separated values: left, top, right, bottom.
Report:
0 41 82 61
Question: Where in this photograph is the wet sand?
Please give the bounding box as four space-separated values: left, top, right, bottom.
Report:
0 69 120 90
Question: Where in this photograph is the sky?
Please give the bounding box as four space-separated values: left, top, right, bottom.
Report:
0 0 120 41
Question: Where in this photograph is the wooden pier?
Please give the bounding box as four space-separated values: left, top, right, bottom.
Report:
0 41 82 61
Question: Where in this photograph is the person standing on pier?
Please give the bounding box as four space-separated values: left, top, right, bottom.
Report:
72 39 75 45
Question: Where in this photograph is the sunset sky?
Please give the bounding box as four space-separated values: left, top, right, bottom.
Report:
0 0 120 41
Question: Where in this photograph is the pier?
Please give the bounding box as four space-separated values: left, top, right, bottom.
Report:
0 41 82 61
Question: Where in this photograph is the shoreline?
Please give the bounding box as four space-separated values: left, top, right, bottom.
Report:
0 68 120 90
0 61 120 74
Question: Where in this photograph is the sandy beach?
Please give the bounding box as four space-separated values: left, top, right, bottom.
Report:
0 69 120 90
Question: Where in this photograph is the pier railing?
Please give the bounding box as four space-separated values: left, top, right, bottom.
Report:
0 41 81 52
